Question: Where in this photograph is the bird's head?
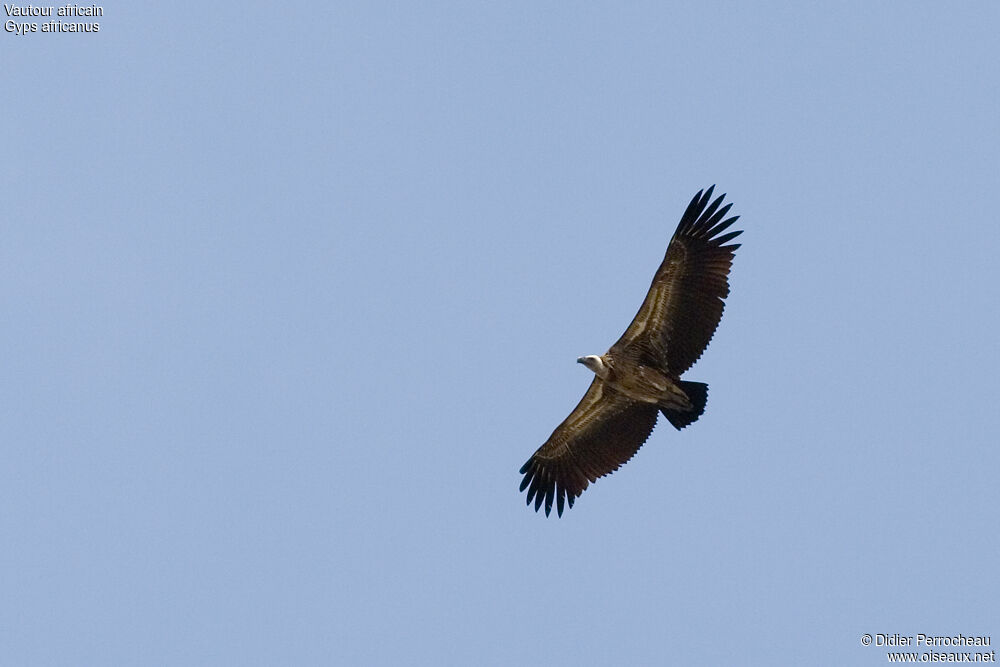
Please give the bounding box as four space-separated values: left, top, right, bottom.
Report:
577 355 610 379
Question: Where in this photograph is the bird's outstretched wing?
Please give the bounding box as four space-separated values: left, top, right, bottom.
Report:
519 379 659 517
613 186 742 375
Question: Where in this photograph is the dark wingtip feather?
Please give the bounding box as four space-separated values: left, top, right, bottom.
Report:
519 461 533 492
713 230 743 246
680 191 704 232
519 476 531 493
679 185 720 236
677 185 743 247
519 457 532 475
706 213 738 237
518 461 572 517
525 473 541 504
706 203 734 229
533 484 546 512
700 193 725 223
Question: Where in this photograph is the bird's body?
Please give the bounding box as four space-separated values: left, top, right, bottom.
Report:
519 186 742 516
579 349 691 408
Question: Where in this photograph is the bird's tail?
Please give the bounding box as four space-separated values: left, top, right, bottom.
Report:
660 381 708 430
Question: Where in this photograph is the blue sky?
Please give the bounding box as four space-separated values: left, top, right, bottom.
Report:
3 3 999 665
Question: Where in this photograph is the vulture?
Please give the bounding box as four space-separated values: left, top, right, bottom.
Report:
519 186 742 516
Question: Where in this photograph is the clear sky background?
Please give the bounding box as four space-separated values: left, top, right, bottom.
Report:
3 3 999 665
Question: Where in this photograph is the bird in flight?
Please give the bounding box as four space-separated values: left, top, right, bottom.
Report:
519 186 742 517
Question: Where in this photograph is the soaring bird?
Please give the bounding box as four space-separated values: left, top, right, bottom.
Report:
519 186 742 516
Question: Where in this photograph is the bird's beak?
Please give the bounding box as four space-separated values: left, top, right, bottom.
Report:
576 357 586 364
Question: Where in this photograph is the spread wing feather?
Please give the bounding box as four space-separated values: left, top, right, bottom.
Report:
519 378 659 517
613 186 742 375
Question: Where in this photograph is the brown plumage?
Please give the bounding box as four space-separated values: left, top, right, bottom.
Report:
519 186 742 516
